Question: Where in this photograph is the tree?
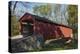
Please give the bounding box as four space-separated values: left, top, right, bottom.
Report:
53 5 62 23
11 15 20 36
13 1 18 14
67 5 78 27
33 4 68 25
9 1 20 36
33 4 52 18
67 5 78 39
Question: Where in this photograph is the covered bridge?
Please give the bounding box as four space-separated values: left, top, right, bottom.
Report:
19 12 73 41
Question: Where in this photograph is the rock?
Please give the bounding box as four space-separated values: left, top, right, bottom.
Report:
11 35 23 39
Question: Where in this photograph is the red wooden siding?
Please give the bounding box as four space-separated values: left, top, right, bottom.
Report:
19 13 73 41
59 26 73 38
34 20 65 40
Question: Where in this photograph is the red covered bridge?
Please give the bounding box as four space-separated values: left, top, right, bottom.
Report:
19 12 73 41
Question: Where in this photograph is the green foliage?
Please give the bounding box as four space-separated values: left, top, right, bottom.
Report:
11 15 20 36
67 5 78 27
67 5 78 39
33 4 52 17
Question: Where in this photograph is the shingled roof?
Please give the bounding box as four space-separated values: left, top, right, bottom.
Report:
19 12 72 29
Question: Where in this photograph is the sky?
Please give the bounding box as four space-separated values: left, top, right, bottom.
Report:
11 1 69 25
